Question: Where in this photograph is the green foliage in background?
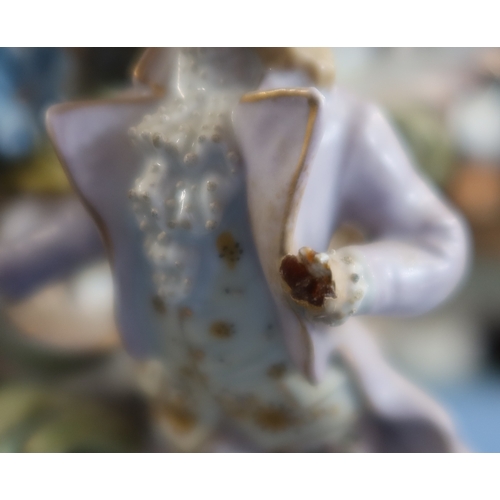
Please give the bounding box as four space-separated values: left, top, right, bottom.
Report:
0 383 143 452
390 105 456 187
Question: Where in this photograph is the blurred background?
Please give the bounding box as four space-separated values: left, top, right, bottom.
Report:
0 47 499 452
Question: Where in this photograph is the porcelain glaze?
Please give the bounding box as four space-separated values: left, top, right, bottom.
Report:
43 48 470 452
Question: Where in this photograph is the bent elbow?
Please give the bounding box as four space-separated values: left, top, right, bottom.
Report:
421 210 472 308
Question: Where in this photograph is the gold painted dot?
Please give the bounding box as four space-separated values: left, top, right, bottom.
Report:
254 405 295 432
267 363 287 379
156 401 197 434
179 307 193 319
209 321 235 339
216 232 243 270
151 295 167 315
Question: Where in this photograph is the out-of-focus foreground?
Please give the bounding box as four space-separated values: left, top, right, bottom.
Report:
0 48 499 452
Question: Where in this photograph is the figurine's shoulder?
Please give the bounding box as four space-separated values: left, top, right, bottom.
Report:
324 86 401 159
325 86 380 128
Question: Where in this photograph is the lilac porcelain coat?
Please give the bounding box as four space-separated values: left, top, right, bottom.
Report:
43 49 469 452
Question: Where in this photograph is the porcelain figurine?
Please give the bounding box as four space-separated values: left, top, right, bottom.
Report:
36 48 470 452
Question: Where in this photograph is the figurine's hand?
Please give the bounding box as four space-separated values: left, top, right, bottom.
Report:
279 247 367 326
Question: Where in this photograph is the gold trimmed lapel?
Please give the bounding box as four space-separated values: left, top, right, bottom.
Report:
46 95 163 357
234 87 324 380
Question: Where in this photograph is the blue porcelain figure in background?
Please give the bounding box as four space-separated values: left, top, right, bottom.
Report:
0 48 470 452
0 48 74 163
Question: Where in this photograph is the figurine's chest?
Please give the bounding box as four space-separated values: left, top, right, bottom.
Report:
165 190 288 380
173 199 287 375
130 132 288 373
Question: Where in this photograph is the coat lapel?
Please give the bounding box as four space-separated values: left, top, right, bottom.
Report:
233 88 325 381
46 95 163 357
44 49 174 359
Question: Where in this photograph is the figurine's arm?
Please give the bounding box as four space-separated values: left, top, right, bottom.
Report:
0 198 104 301
334 103 470 317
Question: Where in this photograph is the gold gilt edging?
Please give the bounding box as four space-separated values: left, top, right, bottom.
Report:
240 88 319 257
45 95 161 267
240 88 320 381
